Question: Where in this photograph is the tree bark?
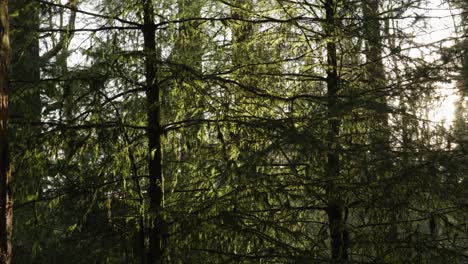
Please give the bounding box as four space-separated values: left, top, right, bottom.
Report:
363 0 397 247
363 0 389 163
142 1 163 263
0 1 12 263
324 0 348 261
455 3 468 151
363 0 385 89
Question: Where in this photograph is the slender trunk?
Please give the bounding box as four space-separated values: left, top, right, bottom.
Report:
362 0 389 163
7 2 39 262
363 0 389 176
456 4 468 147
363 0 385 90
362 0 389 169
363 0 396 248
324 0 348 261
142 1 163 263
0 1 12 263
462 4 468 98
226 0 254 216
363 1 395 258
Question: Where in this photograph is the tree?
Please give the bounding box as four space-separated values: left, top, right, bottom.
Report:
0 0 11 263
323 0 348 261
3 0 467 263
141 0 164 263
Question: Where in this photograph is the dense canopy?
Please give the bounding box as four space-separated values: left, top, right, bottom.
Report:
0 0 466 263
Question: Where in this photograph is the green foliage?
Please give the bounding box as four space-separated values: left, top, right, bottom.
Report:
9 0 467 263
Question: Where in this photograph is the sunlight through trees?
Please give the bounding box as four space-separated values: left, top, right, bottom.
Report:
0 0 466 263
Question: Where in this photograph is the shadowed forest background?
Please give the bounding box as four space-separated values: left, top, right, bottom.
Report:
0 0 466 263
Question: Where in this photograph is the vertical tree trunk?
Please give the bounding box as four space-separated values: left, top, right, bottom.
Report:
363 0 385 88
461 3 468 98
142 1 163 263
324 0 348 261
363 0 396 247
362 0 389 169
455 3 468 150
227 0 254 215
0 1 11 263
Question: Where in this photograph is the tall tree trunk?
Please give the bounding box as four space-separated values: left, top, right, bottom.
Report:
226 0 254 218
362 0 389 170
362 0 389 175
0 1 12 263
455 3 468 151
363 0 385 89
142 1 163 263
363 0 396 249
462 2 468 98
324 0 348 261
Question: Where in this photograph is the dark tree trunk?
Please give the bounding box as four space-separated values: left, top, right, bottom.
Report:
324 0 348 261
363 0 389 163
363 0 397 247
363 0 385 88
462 4 468 97
0 1 12 263
142 1 163 263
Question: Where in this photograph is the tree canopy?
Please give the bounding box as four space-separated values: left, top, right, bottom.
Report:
0 0 466 263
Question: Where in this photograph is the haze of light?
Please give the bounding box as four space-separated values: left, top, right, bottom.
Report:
417 0 462 126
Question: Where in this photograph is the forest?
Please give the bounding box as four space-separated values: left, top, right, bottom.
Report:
0 0 466 263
